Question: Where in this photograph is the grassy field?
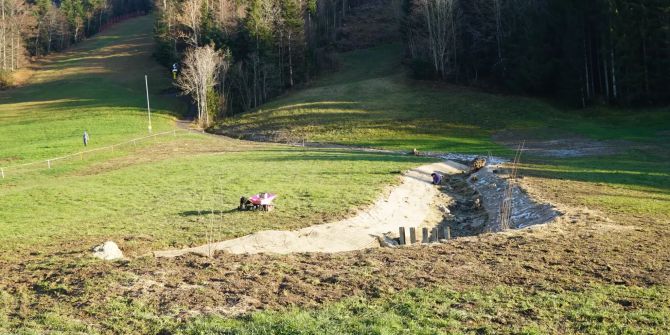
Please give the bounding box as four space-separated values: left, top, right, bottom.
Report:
0 16 430 256
0 15 182 164
219 44 670 154
1 13 670 335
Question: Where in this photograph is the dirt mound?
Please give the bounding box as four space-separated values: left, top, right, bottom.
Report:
155 161 468 257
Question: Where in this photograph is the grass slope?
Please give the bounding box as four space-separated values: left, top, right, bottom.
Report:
0 16 431 257
0 15 183 164
220 44 669 154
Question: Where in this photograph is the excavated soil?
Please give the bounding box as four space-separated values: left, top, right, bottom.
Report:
493 130 643 158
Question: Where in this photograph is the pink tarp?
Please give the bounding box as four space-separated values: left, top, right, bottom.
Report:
249 193 277 206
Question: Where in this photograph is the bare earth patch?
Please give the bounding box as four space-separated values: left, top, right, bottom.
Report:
494 130 639 157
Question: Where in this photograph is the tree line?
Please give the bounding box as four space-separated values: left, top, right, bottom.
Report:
0 0 151 84
402 0 670 106
155 0 365 126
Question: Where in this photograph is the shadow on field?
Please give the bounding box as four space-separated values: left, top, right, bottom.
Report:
519 152 670 194
179 209 238 217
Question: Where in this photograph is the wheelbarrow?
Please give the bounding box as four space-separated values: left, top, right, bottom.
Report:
239 193 277 211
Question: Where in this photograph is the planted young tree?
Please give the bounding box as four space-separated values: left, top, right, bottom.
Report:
176 45 228 127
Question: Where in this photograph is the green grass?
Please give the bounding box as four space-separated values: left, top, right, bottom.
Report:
0 16 432 257
0 140 427 254
5 284 667 334
220 44 669 154
176 285 670 335
0 15 184 165
220 43 670 223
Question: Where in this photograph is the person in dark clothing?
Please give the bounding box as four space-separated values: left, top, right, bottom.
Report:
431 172 442 185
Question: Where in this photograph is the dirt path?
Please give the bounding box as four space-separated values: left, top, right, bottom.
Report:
155 160 467 257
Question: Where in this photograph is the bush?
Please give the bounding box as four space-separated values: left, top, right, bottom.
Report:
0 71 11 89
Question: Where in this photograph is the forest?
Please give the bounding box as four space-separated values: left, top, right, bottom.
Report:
154 0 363 122
2 0 668 114
402 0 670 106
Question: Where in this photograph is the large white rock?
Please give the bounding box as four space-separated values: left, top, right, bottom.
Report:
92 241 124 260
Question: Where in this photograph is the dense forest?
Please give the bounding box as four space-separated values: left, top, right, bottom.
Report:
402 0 670 106
0 0 151 85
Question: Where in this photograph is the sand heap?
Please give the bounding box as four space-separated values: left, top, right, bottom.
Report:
155 161 467 257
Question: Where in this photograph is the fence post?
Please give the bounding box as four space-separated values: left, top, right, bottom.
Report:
1 168 4 179
422 228 429 243
409 227 417 244
431 227 439 242
444 226 451 240
398 227 406 246
47 160 51 169
80 152 83 161
173 129 177 137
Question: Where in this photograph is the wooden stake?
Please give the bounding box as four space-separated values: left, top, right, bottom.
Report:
1 168 4 179
409 227 417 244
47 160 51 169
431 228 438 242
398 227 406 245
422 228 429 243
445 226 451 240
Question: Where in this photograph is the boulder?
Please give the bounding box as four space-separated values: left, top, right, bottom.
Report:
92 241 124 261
470 157 487 172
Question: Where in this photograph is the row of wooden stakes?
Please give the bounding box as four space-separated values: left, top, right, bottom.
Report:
398 226 451 245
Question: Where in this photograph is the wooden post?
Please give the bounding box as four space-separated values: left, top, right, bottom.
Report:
1 168 4 179
422 228 429 243
444 226 451 240
47 160 51 169
80 152 83 160
398 227 406 245
409 227 417 244
431 227 438 242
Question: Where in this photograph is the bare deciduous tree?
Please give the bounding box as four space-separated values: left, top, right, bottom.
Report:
422 0 458 79
178 0 203 46
176 45 227 127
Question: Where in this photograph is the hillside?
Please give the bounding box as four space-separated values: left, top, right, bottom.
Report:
1 9 669 335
